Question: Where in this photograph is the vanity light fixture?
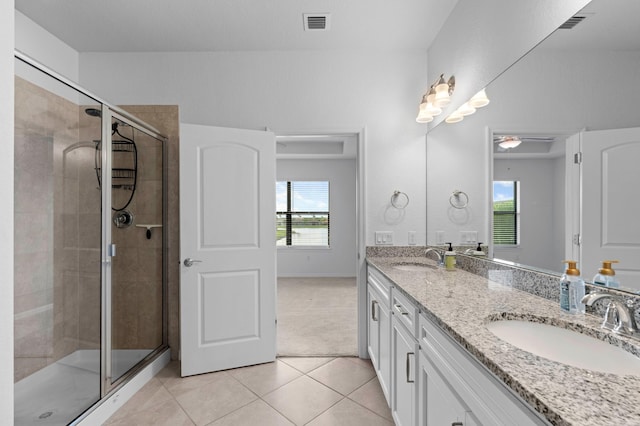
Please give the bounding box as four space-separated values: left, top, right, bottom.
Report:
415 74 454 123
445 88 491 124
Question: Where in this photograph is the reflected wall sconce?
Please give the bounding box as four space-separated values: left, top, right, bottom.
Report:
445 88 490 124
416 74 455 123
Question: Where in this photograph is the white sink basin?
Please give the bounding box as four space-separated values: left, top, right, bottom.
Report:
486 320 640 376
392 263 435 272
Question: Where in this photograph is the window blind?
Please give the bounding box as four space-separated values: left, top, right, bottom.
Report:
276 181 330 246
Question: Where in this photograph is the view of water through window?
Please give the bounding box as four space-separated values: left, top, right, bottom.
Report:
276 181 330 246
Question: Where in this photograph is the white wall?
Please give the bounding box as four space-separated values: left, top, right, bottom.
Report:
277 159 357 277
15 10 79 97
493 157 565 271
1 3 14 424
77 50 428 247
426 0 591 128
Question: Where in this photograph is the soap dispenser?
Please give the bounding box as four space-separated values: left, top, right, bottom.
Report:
560 260 585 314
444 242 456 271
593 260 620 288
472 242 485 256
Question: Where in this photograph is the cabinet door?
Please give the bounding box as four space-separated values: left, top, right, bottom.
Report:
392 316 418 426
367 285 380 369
378 296 391 402
419 350 478 426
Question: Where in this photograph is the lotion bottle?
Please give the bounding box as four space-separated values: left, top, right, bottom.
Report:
560 260 585 314
444 242 456 271
593 260 620 288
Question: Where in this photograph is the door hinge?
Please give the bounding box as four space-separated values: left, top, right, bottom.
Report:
572 234 581 246
574 152 582 164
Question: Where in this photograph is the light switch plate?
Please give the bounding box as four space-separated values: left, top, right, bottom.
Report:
459 231 478 244
375 231 393 245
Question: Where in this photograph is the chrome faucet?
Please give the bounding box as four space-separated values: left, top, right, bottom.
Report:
581 292 639 338
424 248 444 267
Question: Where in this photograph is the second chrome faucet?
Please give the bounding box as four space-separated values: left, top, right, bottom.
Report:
582 291 639 339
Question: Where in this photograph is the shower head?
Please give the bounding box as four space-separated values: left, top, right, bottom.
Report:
85 108 102 117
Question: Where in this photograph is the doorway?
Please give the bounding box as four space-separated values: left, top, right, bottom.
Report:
275 132 362 357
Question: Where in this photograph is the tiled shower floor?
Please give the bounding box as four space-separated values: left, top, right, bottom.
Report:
14 349 152 425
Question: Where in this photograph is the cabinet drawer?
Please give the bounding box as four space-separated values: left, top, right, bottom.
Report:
392 289 418 339
368 266 392 309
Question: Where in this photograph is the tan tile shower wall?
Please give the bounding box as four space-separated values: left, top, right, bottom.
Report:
118 106 180 359
14 77 102 381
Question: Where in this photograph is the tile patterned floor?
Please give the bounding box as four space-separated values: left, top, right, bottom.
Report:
104 357 393 426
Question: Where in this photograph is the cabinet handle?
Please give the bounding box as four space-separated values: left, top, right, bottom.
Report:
371 300 379 321
394 303 409 315
406 352 415 383
452 423 463 426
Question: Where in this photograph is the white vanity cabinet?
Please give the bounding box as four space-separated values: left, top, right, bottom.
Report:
367 267 392 403
391 289 419 426
418 313 549 426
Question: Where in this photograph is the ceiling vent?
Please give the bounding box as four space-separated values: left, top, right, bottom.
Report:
559 15 587 29
303 13 331 31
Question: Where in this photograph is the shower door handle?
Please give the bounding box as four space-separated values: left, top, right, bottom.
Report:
183 258 202 267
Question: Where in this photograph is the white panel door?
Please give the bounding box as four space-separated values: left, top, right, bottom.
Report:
582 127 640 291
179 123 276 377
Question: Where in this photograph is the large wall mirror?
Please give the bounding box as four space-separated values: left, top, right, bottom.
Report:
426 0 640 292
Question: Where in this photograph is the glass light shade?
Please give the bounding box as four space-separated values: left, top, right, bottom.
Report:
469 89 490 108
416 105 433 123
426 90 436 105
498 138 522 149
425 102 442 116
445 111 463 124
457 102 476 116
434 83 451 108
416 110 433 123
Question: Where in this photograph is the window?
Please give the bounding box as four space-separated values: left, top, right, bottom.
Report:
276 181 329 246
493 181 520 245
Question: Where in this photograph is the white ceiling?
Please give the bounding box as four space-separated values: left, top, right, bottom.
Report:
15 0 458 52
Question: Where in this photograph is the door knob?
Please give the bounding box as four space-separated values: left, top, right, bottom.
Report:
183 258 202 267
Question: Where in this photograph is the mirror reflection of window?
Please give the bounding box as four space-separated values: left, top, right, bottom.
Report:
493 181 520 245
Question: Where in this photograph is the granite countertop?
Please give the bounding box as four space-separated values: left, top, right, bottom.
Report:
367 256 640 426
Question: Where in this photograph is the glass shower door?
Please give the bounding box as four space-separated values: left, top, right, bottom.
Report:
14 58 103 424
108 112 165 383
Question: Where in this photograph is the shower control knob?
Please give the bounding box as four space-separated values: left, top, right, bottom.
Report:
183 258 203 267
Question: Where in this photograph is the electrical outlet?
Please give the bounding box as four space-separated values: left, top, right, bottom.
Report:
408 231 416 245
435 231 445 245
375 231 393 245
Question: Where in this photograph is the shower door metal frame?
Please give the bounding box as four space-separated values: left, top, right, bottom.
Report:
14 50 170 419
102 108 170 396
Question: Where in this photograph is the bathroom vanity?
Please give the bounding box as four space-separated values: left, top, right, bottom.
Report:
366 252 640 426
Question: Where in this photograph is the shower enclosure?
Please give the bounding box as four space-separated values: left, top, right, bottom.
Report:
13 53 168 425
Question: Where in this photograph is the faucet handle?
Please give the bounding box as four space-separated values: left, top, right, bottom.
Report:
604 298 638 335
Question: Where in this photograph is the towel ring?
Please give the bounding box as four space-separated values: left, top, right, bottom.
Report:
391 190 409 209
449 190 469 209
